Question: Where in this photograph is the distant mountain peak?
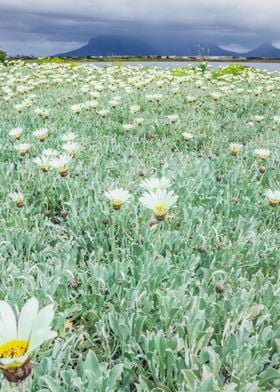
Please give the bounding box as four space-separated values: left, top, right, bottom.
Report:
244 43 280 58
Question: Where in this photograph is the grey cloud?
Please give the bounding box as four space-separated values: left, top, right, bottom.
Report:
0 1 279 55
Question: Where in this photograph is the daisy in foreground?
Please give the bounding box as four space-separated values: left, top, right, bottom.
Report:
140 189 178 220
265 189 280 207
105 188 131 210
0 297 56 383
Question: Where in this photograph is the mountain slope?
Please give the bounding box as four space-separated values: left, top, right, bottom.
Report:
57 35 155 56
244 43 280 58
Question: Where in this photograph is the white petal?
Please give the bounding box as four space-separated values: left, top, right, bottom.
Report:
0 301 17 341
28 305 54 347
17 298 39 341
28 330 57 351
0 322 9 345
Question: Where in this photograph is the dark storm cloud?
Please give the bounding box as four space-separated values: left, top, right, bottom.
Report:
0 1 279 55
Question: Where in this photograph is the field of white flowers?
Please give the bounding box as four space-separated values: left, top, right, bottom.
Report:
0 61 279 391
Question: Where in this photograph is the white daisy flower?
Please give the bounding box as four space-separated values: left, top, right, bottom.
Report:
84 100 99 110
15 143 31 157
123 124 134 132
140 189 178 220
134 117 144 126
70 104 82 114
62 142 80 157
9 127 23 140
229 143 242 156
33 128 48 142
104 188 131 210
89 91 100 99
254 115 264 123
34 108 49 119
182 132 194 140
154 94 163 103
109 99 119 108
10 192 25 208
42 110 50 120
50 155 72 177
211 92 222 100
265 189 280 207
97 109 109 118
254 148 270 160
14 104 25 113
33 156 50 172
130 105 140 114
254 89 262 96
146 94 155 102
167 114 179 124
61 132 77 143
0 297 56 383
95 84 104 92
186 96 196 103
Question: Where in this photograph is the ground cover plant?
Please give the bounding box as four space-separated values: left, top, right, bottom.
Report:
0 61 279 391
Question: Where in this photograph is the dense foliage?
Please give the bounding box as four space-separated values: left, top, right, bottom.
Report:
0 49 7 64
0 61 279 391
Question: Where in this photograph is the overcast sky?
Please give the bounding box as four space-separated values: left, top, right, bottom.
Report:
0 0 279 55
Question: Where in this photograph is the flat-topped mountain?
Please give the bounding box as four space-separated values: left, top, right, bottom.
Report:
57 35 154 57
56 36 280 58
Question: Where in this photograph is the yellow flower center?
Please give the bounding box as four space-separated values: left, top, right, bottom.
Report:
154 204 167 217
58 167 68 173
112 200 122 210
59 168 69 177
0 340 29 359
230 148 238 156
16 199 24 208
269 198 279 207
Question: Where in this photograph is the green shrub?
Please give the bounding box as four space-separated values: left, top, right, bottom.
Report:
212 64 248 79
169 67 191 77
38 56 64 64
0 49 7 64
